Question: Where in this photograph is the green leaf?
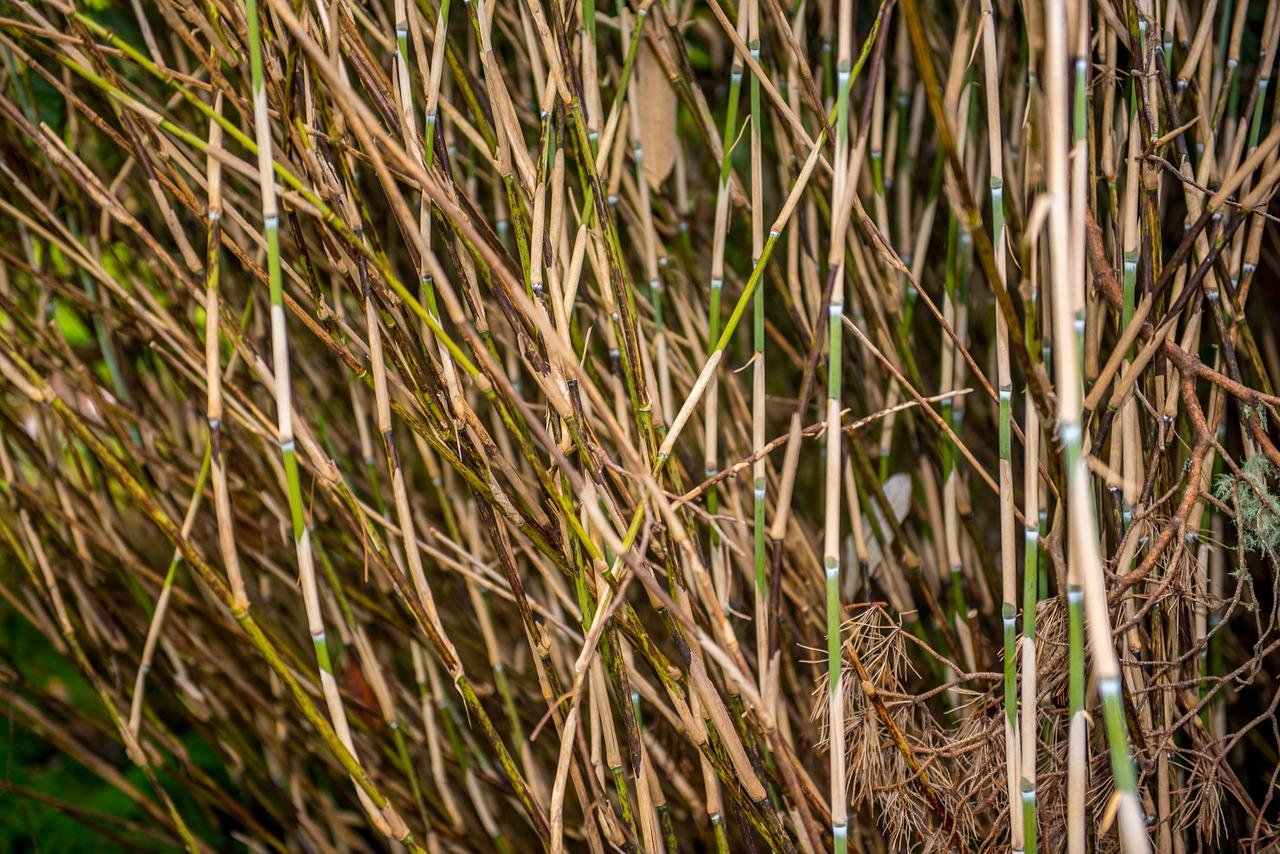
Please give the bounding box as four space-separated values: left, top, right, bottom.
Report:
53 300 94 349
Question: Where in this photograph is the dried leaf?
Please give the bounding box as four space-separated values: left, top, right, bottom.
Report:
637 41 676 190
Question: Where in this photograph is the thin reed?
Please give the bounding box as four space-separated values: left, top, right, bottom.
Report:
3 0 1280 851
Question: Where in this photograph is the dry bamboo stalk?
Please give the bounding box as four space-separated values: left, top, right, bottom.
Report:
1045 0 1147 850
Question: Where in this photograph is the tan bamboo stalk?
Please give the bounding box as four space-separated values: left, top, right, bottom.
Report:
1044 1 1148 850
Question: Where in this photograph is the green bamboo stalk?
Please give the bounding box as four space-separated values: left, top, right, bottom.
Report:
747 0 771 709
657 5 883 465
242 0 402 838
978 2 1022 846
1021 225 1043 854
1043 3 1147 851
658 129 824 466
942 214 971 671
825 5 853 850
1021 409 1041 854
703 0 746 650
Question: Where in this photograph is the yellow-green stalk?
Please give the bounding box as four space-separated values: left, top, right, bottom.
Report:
243 0 400 838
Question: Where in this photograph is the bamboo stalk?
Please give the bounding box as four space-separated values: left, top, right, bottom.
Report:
4 0 1279 849
747 0 771 715
242 0 403 839
1044 2 1148 850
978 1 1022 845
825 5 854 849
